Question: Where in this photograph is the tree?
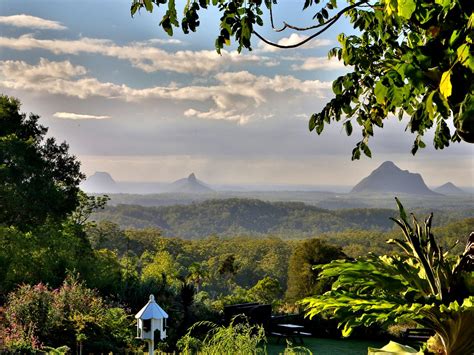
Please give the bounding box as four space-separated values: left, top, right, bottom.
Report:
286 238 345 302
0 95 84 229
141 250 184 288
300 199 474 354
131 0 473 158
247 276 282 305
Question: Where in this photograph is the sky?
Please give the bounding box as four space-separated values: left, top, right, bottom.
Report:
0 0 473 187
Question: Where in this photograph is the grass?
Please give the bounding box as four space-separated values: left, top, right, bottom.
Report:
266 336 387 355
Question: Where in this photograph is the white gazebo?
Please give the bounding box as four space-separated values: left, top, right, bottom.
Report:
135 294 169 355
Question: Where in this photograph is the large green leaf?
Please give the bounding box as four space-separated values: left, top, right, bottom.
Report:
397 0 416 19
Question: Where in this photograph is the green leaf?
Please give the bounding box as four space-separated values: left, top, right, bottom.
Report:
457 44 474 71
131 2 140 17
333 79 343 95
351 146 361 160
309 114 316 131
435 0 452 8
394 197 408 222
344 121 353 136
426 91 436 120
143 0 153 12
397 0 416 19
468 13 474 29
440 71 452 99
360 142 372 158
374 81 388 105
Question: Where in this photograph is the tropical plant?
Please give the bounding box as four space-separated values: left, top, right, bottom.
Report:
300 198 474 354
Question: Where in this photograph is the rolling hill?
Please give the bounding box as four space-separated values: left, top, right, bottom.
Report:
92 198 398 238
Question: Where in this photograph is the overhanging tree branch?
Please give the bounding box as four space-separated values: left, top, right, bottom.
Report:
268 0 370 33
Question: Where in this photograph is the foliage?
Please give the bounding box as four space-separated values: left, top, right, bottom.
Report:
248 276 283 305
0 95 84 229
177 318 267 355
286 238 345 302
1 275 136 353
142 250 185 289
0 223 95 299
388 198 472 302
310 0 474 158
131 0 474 157
70 191 109 226
300 199 474 354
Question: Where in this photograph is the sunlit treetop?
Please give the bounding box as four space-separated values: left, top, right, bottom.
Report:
131 0 474 159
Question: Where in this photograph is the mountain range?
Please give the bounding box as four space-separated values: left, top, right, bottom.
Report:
81 162 467 197
81 172 214 194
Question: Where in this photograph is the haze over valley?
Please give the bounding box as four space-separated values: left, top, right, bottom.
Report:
84 161 473 236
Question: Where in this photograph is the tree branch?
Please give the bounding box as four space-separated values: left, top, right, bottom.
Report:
268 0 370 33
254 16 338 48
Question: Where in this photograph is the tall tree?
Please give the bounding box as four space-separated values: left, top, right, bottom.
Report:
131 0 474 158
286 238 345 302
0 95 84 229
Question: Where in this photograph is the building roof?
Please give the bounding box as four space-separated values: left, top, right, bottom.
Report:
135 294 169 319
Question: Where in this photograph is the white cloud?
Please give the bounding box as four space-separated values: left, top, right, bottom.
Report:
0 14 66 30
295 113 310 120
0 34 272 74
0 58 86 80
53 112 111 120
0 59 332 123
184 108 253 124
258 34 333 53
292 56 346 71
145 38 183 45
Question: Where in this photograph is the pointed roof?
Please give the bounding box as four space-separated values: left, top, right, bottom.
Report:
135 294 169 319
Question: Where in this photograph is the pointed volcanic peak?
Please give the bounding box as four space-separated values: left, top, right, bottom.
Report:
351 161 438 196
81 171 118 193
434 182 466 195
168 173 214 193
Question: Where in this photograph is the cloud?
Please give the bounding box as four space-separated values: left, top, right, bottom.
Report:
0 14 66 30
53 112 111 120
0 34 272 74
0 59 331 123
258 34 333 52
184 108 253 124
144 38 183 45
0 57 86 80
291 56 346 71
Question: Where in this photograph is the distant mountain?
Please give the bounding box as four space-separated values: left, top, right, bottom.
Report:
168 173 214 193
351 161 438 196
434 182 465 195
81 171 118 193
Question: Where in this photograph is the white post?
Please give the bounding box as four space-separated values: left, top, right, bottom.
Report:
147 339 154 355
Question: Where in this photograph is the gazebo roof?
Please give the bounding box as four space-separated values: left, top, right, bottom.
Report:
135 294 169 320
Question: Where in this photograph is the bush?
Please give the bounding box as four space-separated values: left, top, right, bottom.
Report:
0 275 136 353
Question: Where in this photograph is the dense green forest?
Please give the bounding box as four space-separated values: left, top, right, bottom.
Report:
92 198 473 238
105 190 474 211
